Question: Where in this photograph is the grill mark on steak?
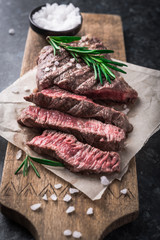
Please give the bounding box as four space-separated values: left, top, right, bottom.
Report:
24 86 133 133
27 130 120 174
36 36 138 103
18 106 126 151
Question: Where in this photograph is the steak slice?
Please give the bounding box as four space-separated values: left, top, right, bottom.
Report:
36 36 138 102
24 86 132 133
18 106 125 151
27 130 120 174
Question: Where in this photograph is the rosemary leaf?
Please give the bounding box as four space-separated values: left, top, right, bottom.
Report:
101 63 116 79
93 63 97 80
97 65 103 85
14 159 25 175
106 63 127 74
29 160 41 178
29 156 64 167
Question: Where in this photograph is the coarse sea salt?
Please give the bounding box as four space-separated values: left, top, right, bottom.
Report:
42 194 48 201
69 188 79 194
50 193 57 201
24 86 30 92
30 203 41 211
63 229 72 236
44 67 50 72
73 231 82 239
63 194 72 202
70 58 75 63
8 28 15 35
32 3 81 31
100 176 110 186
16 150 22 160
54 183 62 189
86 207 93 215
66 206 75 214
54 61 59 66
76 63 82 69
120 188 128 195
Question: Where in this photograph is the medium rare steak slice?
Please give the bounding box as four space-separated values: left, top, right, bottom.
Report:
27 130 120 174
36 36 138 102
18 106 125 151
24 86 132 133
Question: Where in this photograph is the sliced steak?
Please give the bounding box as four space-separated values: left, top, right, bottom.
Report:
18 106 125 151
27 130 120 174
25 86 132 133
37 36 138 103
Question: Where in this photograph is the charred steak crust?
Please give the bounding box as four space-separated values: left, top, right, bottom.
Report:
24 86 133 133
36 36 138 103
18 106 126 151
27 130 120 174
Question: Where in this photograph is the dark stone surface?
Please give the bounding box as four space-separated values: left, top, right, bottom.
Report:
0 0 160 239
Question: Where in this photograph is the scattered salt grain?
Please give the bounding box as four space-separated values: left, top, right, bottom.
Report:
69 188 79 194
120 188 128 195
86 207 93 215
81 36 87 42
50 194 57 201
76 63 82 69
8 28 15 35
54 61 59 66
123 104 127 109
16 150 22 160
44 67 50 72
54 183 62 189
42 194 48 201
11 87 19 94
122 108 130 115
63 229 72 236
100 176 110 186
66 206 75 214
24 86 30 92
32 3 81 31
30 203 41 211
63 194 72 202
73 231 82 238
70 58 75 63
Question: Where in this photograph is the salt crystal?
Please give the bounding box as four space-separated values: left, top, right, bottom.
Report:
24 86 30 92
11 87 19 94
66 206 75 214
54 61 59 66
76 63 82 69
73 231 82 238
30 203 41 211
8 28 15 35
81 36 87 42
122 108 130 115
42 194 48 201
70 58 75 63
86 207 93 215
63 194 72 202
53 66 57 71
100 176 110 186
63 229 72 236
123 104 127 109
120 188 128 195
50 194 57 201
54 183 62 189
69 188 79 194
16 150 22 160
44 67 50 72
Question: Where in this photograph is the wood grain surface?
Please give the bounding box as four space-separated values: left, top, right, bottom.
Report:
0 13 139 240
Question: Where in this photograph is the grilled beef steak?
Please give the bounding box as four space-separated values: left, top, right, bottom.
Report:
27 130 120 173
24 86 132 133
36 36 138 102
18 106 125 151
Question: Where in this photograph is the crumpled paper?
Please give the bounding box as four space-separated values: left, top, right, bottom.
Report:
0 62 160 200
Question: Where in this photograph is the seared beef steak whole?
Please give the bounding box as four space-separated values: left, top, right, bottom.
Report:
27 130 120 174
25 86 132 133
18 106 125 151
36 36 138 103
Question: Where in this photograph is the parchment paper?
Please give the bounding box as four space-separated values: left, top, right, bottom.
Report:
0 62 160 200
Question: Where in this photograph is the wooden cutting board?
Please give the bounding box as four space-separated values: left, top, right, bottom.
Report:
0 13 139 240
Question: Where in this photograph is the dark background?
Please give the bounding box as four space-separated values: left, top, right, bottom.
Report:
0 0 160 239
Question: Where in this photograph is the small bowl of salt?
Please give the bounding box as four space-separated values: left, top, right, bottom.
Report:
29 3 83 36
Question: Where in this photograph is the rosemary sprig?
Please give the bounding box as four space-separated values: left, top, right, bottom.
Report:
15 155 64 178
47 36 127 85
